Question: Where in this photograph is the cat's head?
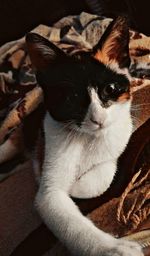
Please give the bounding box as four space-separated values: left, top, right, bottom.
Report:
26 16 132 136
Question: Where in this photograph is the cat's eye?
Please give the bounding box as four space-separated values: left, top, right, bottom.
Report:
103 83 118 96
103 82 129 96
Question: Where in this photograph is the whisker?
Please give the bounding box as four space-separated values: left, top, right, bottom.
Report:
131 115 143 127
131 114 142 121
131 108 142 111
56 120 75 134
131 107 150 112
131 103 150 108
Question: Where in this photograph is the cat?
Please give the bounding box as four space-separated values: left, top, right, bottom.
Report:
26 17 143 256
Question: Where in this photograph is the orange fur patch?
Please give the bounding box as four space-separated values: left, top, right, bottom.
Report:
93 30 121 65
117 92 130 102
94 50 110 65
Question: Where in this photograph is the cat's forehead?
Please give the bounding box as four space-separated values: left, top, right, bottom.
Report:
38 51 130 94
62 54 129 87
49 53 129 84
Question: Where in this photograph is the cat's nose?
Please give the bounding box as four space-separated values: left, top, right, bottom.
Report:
90 117 102 127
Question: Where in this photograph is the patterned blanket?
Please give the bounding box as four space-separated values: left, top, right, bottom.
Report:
0 12 149 250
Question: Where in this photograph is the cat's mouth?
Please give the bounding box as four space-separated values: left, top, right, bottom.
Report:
62 120 103 136
77 119 105 136
89 117 103 130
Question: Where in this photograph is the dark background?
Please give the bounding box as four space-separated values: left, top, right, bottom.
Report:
0 0 150 46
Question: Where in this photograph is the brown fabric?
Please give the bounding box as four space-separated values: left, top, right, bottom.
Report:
11 224 57 256
89 169 150 237
0 161 41 256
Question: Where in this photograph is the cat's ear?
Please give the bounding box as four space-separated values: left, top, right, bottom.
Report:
26 33 66 70
93 16 130 68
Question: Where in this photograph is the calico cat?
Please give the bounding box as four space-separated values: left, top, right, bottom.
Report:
26 17 143 256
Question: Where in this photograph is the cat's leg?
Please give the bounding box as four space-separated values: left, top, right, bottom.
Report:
36 167 143 256
70 161 116 199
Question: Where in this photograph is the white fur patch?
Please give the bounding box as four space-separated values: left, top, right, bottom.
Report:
34 95 139 256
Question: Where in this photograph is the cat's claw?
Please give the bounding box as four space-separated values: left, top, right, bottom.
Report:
102 239 144 256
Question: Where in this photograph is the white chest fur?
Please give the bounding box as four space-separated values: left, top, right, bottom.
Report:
43 102 132 199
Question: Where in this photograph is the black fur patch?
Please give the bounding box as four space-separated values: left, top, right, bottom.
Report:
37 52 129 125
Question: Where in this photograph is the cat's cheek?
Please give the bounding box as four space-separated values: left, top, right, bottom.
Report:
105 101 131 126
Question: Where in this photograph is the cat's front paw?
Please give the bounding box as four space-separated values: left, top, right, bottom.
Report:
103 239 143 256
